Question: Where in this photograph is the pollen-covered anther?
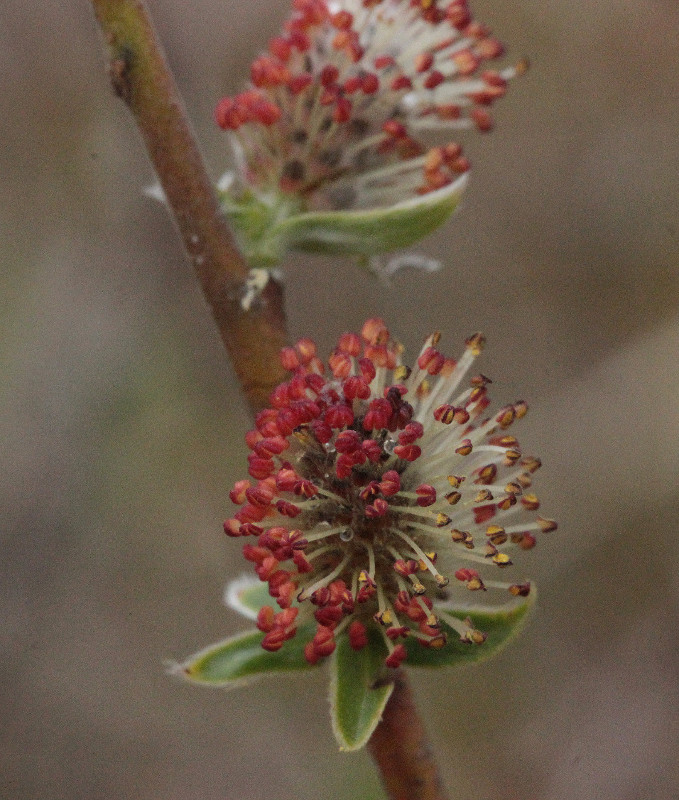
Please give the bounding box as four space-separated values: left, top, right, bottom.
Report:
451 528 474 548
455 568 485 591
486 525 507 546
509 582 531 597
385 643 408 668
537 517 558 532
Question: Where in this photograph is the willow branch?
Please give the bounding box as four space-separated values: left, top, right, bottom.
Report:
369 671 449 800
90 4 449 797
90 0 287 414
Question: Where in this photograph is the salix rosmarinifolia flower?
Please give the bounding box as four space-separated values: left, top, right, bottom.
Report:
216 0 526 267
176 320 556 750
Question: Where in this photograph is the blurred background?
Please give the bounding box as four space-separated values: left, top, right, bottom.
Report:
2 0 679 798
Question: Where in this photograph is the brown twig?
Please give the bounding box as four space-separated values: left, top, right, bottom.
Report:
90 3 448 797
90 0 287 414
369 671 449 800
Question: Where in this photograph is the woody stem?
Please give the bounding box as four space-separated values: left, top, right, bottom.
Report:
90 0 287 415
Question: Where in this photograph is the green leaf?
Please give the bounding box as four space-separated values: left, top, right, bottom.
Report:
404 592 536 668
276 177 467 258
220 176 466 267
174 623 316 687
330 627 394 751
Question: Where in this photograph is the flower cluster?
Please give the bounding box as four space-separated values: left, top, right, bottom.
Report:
216 0 525 214
225 319 555 669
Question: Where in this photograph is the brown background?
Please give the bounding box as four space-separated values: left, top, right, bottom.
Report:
2 1 679 798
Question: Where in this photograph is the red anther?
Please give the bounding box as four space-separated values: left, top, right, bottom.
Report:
255 408 280 437
382 119 408 139
361 73 379 94
349 620 368 650
414 52 434 73
331 9 353 28
335 430 362 453
293 478 318 498
333 97 353 123
274 606 299 628
361 318 389 345
399 421 424 444
269 383 291 408
359 481 381 502
242 544 270 564
257 606 275 632
314 605 344 627
455 567 479 583
223 518 243 537
453 49 479 76
514 532 537 550
268 36 291 61
476 37 504 60
418 346 446 374
256 555 280 581
245 430 263 450
214 97 240 130
471 108 493 132
365 498 389 518
415 484 437 506
312 625 336 657
390 74 413 91
245 483 275 508
324 403 355 428
287 72 314 94
337 332 361 356
362 439 382 463
379 470 401 496
292 550 313 572
363 397 392 430
329 350 352 378
473 504 496 524
310 587 331 606
424 69 445 89
294 337 316 363
394 559 419 577
343 375 371 400
273 408 298 436
385 643 407 668
276 499 302 518
287 29 311 52
268 568 291 593
240 523 264 537
336 450 366 479
374 54 395 70
235 503 267 523
343 75 361 94
276 581 297 609
304 641 320 664
393 443 422 461
446 2 471 29
229 479 251 505
261 629 287 651
275 466 299 493
386 626 409 640
355 357 375 383
309 418 333 443
250 55 290 88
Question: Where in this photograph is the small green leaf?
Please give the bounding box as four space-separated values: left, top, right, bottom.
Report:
174 623 316 687
220 176 466 268
330 627 394 751
405 592 536 668
277 177 467 258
